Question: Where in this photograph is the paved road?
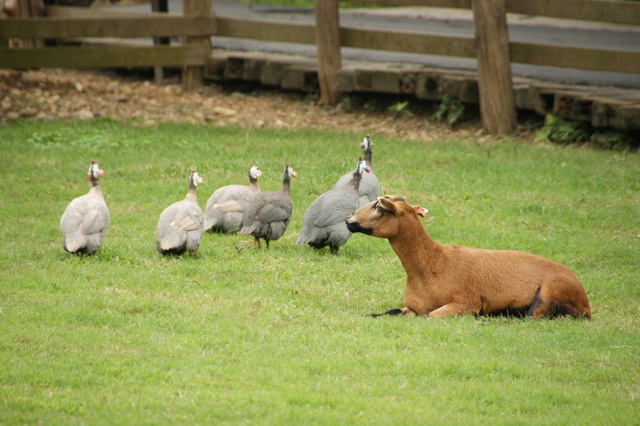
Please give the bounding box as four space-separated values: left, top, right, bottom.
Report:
125 0 640 88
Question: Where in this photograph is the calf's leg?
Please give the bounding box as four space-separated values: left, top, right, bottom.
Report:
428 302 479 318
528 276 591 319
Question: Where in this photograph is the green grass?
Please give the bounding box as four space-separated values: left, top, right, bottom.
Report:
1 119 639 424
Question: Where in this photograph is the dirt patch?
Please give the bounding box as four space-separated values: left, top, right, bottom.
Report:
0 68 538 142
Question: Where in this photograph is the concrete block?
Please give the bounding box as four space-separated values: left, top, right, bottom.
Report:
371 71 400 94
439 75 479 103
607 103 640 130
260 61 287 86
354 70 373 91
399 72 417 94
243 59 265 81
415 73 440 100
513 84 531 110
568 97 593 122
591 101 612 128
335 70 355 92
203 57 226 80
281 66 319 92
528 87 555 115
224 57 246 79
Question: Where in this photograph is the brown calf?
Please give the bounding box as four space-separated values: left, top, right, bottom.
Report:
346 196 591 319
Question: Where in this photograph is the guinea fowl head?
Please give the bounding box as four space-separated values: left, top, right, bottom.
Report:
285 164 297 180
189 170 204 189
355 157 371 176
359 135 374 168
87 160 104 186
359 135 373 151
280 164 297 195
249 164 262 181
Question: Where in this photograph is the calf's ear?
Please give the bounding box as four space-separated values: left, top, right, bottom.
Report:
377 196 398 214
413 205 428 218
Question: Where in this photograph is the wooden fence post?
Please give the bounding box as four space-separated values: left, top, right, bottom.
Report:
182 0 210 91
314 0 342 106
2 0 45 48
472 0 517 135
151 0 169 83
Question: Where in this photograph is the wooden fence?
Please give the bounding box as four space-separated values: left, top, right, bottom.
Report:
1 0 639 132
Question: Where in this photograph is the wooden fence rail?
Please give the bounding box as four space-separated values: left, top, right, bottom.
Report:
0 13 216 72
0 16 217 38
2 13 637 73
1 0 638 132
345 0 640 26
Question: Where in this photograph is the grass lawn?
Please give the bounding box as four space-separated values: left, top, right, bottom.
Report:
1 119 638 424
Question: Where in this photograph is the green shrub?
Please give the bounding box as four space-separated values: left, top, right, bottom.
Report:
433 94 465 126
536 115 638 150
535 115 590 144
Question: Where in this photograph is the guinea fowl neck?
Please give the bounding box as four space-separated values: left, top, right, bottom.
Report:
281 174 291 196
364 148 372 168
249 174 260 192
186 177 198 202
185 188 198 203
90 180 102 195
350 169 363 191
89 173 103 196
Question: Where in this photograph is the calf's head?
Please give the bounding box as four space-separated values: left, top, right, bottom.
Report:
347 196 423 238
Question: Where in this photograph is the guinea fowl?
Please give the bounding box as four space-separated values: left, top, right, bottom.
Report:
59 160 110 254
203 164 262 233
156 170 204 255
334 135 380 208
240 164 297 248
297 158 370 253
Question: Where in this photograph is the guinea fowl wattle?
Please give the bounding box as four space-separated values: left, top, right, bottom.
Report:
203 164 262 234
59 160 110 254
156 170 204 255
240 164 297 248
297 158 370 253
